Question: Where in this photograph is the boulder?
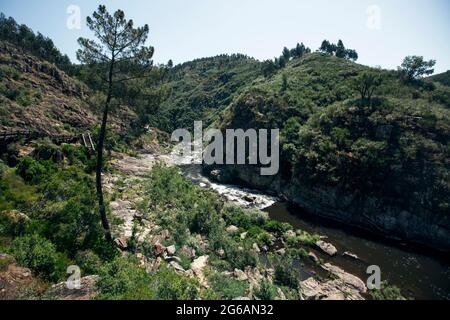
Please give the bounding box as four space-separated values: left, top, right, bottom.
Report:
252 243 261 253
170 261 185 273
233 269 248 281
300 276 365 301
180 246 196 258
114 237 128 251
190 256 209 287
321 263 367 294
166 245 176 256
343 251 359 260
226 225 239 235
284 230 296 239
308 252 320 264
47 275 99 300
315 240 337 256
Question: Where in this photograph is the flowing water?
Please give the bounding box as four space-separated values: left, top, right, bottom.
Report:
267 202 450 300
177 162 450 300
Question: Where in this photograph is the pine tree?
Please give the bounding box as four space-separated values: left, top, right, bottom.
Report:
77 5 154 241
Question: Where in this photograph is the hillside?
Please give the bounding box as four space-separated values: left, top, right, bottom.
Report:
0 41 137 136
157 54 262 132
428 70 450 87
206 53 450 251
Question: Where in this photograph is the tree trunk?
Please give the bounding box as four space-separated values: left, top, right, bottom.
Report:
96 60 115 242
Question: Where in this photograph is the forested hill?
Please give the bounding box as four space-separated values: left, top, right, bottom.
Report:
210 52 450 251
156 54 262 132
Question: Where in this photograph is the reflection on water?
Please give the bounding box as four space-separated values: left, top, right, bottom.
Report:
266 202 450 300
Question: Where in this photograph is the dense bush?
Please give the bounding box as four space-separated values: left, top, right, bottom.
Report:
146 164 222 238
207 271 248 300
96 257 199 300
254 279 278 300
96 256 154 300
272 256 298 289
370 282 405 300
11 234 65 281
15 156 51 183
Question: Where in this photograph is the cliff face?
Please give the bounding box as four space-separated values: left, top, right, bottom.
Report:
205 164 450 252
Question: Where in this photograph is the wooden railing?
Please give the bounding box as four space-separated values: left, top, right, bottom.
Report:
0 129 88 147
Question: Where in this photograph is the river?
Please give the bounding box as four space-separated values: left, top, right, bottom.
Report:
176 161 450 300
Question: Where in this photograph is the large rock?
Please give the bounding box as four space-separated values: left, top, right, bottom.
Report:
301 276 365 301
170 261 185 273
190 256 209 287
0 254 38 300
321 263 367 294
47 276 99 300
208 164 450 252
233 269 248 281
315 240 338 256
166 245 176 256
226 225 239 235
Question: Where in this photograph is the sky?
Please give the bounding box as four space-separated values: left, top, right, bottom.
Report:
0 0 449 73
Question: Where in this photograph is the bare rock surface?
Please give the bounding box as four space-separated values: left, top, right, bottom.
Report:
47 276 99 300
315 240 338 256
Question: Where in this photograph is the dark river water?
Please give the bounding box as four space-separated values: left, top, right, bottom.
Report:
266 202 450 300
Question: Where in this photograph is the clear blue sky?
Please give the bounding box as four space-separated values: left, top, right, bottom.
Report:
1 0 449 73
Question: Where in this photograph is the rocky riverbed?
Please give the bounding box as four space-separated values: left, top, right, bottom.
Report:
99 149 369 300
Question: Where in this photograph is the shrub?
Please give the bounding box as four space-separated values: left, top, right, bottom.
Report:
222 238 258 270
207 272 248 300
0 65 21 80
16 156 50 183
370 282 405 300
273 256 298 289
0 168 39 212
150 265 199 300
96 256 154 300
11 234 65 281
254 279 277 300
285 232 319 247
75 250 102 275
97 257 199 300
0 210 30 237
263 220 293 236
223 205 267 230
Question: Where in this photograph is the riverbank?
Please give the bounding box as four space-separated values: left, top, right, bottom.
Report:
102 149 373 300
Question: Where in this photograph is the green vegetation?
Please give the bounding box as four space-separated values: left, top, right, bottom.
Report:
398 56 436 82
157 54 262 132
0 142 118 283
207 271 248 300
219 52 450 233
370 282 406 300
319 39 358 61
0 13 72 72
11 234 66 282
96 256 199 300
